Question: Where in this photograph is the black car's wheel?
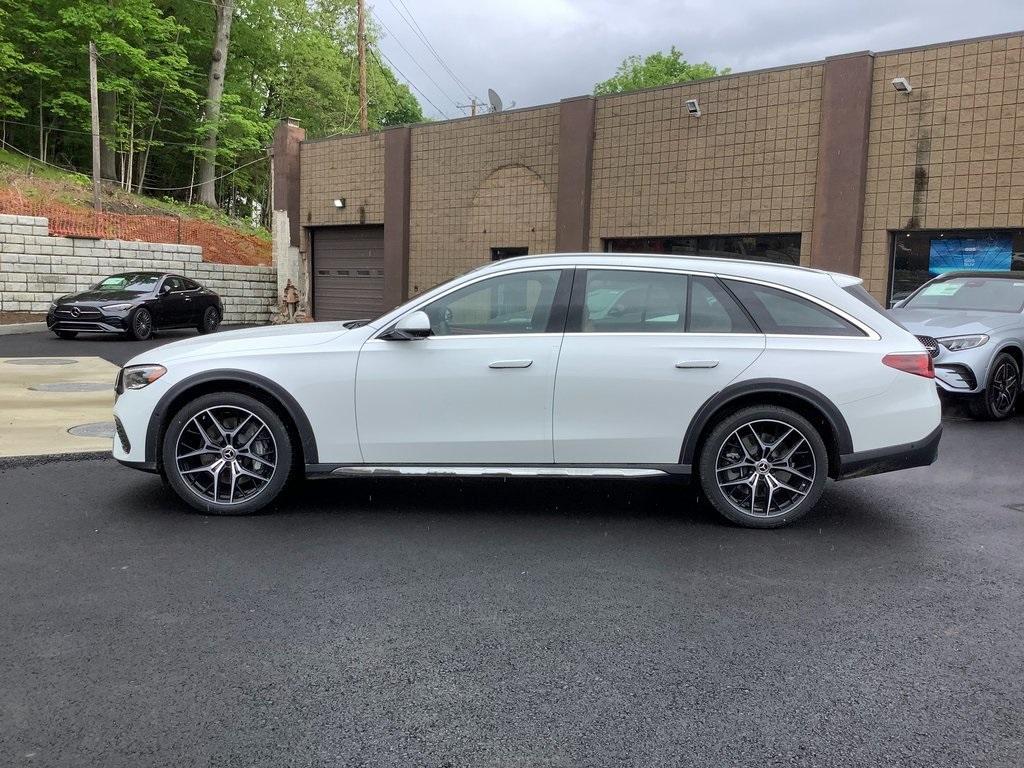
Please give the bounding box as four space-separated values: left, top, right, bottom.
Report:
698 405 828 529
127 307 154 341
53 330 78 339
197 306 221 334
968 353 1020 421
161 392 292 515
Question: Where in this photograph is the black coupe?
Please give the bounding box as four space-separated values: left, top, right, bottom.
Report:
47 272 224 341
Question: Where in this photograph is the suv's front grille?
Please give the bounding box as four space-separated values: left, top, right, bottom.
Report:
916 335 940 358
56 306 102 319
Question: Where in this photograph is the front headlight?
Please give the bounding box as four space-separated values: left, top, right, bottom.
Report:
121 364 167 390
102 303 134 313
937 334 989 351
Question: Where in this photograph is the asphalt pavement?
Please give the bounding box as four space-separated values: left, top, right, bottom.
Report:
1 416 1022 767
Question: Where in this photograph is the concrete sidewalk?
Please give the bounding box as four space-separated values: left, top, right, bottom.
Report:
0 357 118 457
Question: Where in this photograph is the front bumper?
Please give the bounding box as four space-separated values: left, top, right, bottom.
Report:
837 424 942 480
47 309 130 334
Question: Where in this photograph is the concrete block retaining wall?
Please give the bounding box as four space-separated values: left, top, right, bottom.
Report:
0 214 277 325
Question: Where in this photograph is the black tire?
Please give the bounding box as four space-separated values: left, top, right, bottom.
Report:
698 405 829 529
127 307 154 341
161 391 292 515
967 352 1020 421
197 305 221 334
53 330 78 339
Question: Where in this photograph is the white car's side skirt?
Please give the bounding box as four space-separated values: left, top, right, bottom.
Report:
325 465 672 478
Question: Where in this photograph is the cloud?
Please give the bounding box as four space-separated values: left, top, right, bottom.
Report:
373 0 1022 119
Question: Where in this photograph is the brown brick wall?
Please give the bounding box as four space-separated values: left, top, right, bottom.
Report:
589 64 824 263
300 133 385 232
861 34 1024 298
407 106 560 294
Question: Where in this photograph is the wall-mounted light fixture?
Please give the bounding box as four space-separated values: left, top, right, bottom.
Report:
684 98 701 117
333 198 346 209
891 77 912 94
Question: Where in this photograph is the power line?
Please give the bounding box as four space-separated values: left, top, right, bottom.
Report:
370 9 466 114
386 0 478 102
0 118 200 148
370 48 448 119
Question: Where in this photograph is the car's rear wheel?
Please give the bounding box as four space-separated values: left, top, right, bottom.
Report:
127 307 153 341
53 330 78 339
161 392 292 515
967 353 1019 421
197 306 220 334
698 405 828 528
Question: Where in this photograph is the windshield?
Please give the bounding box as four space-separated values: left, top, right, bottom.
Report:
90 273 161 293
903 277 1024 313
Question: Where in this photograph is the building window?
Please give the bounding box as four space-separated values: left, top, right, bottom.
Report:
890 229 1024 304
491 246 529 261
604 234 801 266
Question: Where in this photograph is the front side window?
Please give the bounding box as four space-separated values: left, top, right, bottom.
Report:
725 280 866 337
903 277 1024 313
422 270 562 336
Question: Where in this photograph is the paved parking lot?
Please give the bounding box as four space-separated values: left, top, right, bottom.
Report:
0 329 1022 767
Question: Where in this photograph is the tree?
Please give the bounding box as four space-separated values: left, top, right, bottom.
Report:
594 46 728 96
196 0 234 207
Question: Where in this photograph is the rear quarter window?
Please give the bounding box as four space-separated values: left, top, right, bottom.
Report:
724 280 867 337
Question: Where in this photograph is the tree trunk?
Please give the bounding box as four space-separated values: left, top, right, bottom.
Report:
196 0 234 208
99 91 116 181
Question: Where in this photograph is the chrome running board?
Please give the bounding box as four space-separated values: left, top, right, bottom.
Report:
328 465 669 478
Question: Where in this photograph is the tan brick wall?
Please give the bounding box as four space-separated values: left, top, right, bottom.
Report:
861 34 1024 299
299 133 385 230
589 64 824 263
408 106 559 294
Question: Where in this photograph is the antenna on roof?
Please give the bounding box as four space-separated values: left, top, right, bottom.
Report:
487 88 504 113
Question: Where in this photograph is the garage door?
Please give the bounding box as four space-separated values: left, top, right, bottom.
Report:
311 225 386 321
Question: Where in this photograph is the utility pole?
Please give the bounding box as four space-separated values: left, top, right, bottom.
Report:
357 0 368 133
457 98 478 117
88 41 102 213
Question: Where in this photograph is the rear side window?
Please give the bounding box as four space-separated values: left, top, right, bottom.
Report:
181 279 200 291
687 276 757 333
724 280 866 337
580 270 688 333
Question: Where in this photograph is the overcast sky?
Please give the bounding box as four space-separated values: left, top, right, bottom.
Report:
371 0 1022 120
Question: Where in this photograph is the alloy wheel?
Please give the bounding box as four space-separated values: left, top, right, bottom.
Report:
990 360 1020 416
715 419 816 519
175 406 277 506
134 309 152 338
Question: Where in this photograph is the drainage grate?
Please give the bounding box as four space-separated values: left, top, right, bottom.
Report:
29 382 111 393
4 358 78 366
67 421 115 438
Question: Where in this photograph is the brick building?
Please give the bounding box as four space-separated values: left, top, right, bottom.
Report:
270 30 1024 320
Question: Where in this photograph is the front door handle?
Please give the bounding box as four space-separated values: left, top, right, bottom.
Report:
675 360 719 369
489 359 533 369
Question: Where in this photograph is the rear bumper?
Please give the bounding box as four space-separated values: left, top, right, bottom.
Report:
837 424 942 480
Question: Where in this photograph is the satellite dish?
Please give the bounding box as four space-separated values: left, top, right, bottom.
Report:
487 88 504 113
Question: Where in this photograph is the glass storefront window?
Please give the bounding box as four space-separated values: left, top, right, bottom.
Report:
890 229 1024 305
605 233 801 266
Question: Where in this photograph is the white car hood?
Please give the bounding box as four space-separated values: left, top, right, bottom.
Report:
127 322 354 366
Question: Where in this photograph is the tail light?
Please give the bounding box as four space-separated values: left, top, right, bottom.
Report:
883 352 935 379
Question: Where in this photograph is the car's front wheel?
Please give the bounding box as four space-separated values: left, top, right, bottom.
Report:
967 352 1020 421
161 392 292 514
127 307 154 341
698 405 828 528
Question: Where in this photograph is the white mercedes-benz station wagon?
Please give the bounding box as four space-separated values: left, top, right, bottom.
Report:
113 254 942 528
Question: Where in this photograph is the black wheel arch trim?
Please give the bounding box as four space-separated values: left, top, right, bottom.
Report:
143 369 319 466
679 378 854 467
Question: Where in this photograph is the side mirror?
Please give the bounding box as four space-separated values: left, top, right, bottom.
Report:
890 299 905 309
159 284 172 295
383 310 432 340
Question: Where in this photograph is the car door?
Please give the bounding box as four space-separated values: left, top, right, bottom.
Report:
552 268 766 464
178 278 203 324
355 267 571 463
151 276 185 326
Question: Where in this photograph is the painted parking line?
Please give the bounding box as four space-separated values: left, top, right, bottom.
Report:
0 357 119 457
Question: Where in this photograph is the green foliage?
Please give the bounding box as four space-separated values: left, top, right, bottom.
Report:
594 46 729 96
0 0 426 224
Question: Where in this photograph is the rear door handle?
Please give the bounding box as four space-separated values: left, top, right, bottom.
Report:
675 360 719 369
489 359 533 369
